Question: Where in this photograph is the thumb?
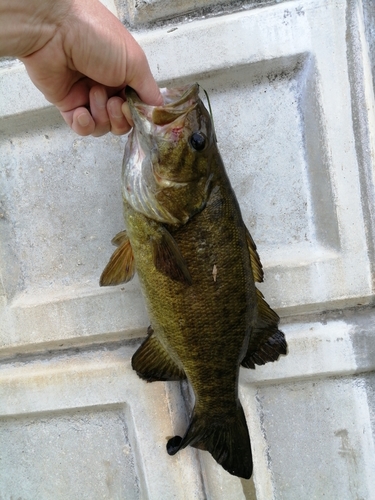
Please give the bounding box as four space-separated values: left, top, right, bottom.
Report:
125 44 163 106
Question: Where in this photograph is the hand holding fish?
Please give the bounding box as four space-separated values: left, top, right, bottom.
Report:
0 0 162 136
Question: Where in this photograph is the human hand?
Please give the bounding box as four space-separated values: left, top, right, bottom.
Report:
1 0 162 136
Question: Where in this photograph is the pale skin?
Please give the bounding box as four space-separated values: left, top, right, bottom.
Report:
0 0 163 136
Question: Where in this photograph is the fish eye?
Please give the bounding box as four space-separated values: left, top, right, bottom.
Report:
189 132 206 151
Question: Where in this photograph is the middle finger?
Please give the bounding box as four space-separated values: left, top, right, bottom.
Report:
90 85 111 137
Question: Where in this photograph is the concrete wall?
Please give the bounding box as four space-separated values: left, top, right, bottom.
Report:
1 0 375 498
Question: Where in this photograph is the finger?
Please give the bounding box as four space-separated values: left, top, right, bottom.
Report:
125 47 163 107
134 77 163 107
107 96 132 135
55 77 94 113
129 76 163 107
61 107 96 136
89 85 111 137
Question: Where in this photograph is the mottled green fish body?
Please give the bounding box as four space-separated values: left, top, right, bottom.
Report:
101 84 287 479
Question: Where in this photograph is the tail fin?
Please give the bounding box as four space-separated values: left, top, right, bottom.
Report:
167 403 252 479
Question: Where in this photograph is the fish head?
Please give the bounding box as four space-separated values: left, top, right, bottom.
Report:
123 84 216 225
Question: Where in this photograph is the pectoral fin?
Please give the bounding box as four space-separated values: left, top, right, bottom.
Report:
152 226 192 285
241 289 287 368
111 230 128 247
132 327 186 382
100 230 136 286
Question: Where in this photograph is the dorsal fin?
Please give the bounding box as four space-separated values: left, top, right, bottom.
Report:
245 227 264 283
241 289 287 368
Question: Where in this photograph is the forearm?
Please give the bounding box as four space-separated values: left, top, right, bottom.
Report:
0 0 71 57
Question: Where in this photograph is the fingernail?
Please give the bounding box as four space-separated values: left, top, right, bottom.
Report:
77 113 90 127
108 100 123 119
94 90 106 108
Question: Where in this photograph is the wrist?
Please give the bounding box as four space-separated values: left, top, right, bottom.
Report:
0 0 72 58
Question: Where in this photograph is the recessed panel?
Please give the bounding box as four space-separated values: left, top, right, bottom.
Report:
0 110 126 297
252 377 375 499
0 406 140 500
197 56 339 252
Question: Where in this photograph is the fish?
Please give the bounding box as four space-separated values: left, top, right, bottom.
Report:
100 84 287 479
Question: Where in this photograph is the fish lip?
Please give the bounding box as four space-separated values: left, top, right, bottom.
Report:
125 84 200 126
160 83 200 108
126 83 199 107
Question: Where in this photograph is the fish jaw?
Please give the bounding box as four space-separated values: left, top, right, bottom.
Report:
127 84 200 126
122 131 183 224
122 84 215 226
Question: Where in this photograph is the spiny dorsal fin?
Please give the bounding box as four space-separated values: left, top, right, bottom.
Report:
100 230 136 286
245 227 264 283
241 289 287 368
132 326 186 382
152 226 192 285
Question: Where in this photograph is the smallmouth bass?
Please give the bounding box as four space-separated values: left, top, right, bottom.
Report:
100 84 287 479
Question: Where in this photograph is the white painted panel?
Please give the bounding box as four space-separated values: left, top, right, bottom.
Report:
249 376 375 500
1 311 374 499
138 0 373 312
1 407 140 500
1 0 375 498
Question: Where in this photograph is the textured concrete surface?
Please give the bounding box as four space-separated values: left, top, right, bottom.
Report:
1 0 373 353
1 408 140 500
0 344 204 499
116 0 226 26
252 376 375 500
1 0 375 498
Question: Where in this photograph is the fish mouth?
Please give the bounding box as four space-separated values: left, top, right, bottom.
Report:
123 83 209 225
125 84 199 126
126 84 201 188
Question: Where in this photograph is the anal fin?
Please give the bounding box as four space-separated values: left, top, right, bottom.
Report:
100 230 135 286
132 327 186 382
